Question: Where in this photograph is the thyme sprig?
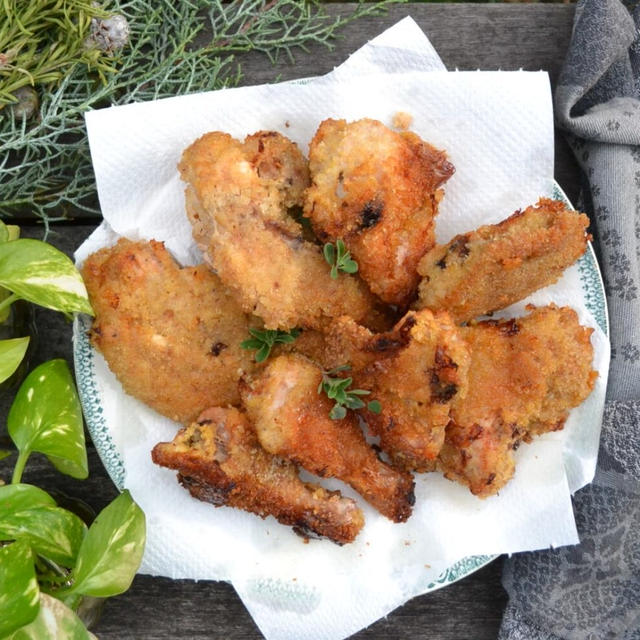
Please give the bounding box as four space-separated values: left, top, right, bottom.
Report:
323 239 358 279
318 365 382 420
241 327 301 363
0 0 401 222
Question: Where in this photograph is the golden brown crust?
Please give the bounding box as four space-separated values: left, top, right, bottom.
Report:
304 118 454 305
324 310 470 471
240 354 415 522
152 408 365 544
415 198 591 323
178 130 382 331
82 238 257 423
438 305 597 497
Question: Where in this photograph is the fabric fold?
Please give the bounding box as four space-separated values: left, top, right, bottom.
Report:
500 2 640 638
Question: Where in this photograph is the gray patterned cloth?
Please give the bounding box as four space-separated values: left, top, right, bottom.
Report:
498 1 640 639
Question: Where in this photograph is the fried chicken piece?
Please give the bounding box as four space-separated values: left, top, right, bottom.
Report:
152 408 364 544
304 118 454 305
82 239 257 423
323 310 470 471
415 198 591 323
179 130 382 331
240 354 415 522
439 305 597 497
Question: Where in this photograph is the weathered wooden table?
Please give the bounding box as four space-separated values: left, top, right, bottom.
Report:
1 4 579 638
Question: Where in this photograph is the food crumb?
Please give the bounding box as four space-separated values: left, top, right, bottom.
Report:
404 540 411 546
392 111 413 130
424 564 431 569
285 120 290 128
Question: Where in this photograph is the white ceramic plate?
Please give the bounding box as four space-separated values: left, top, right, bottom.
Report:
73 181 608 593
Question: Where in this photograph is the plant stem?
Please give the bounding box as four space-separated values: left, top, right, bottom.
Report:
11 449 29 484
0 292 19 314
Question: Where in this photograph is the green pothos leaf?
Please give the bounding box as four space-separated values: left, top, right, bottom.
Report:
0 484 87 566
0 337 30 384
60 491 146 598
8 359 88 479
0 220 20 244
0 239 93 315
0 541 40 638
4 594 92 640
0 484 56 513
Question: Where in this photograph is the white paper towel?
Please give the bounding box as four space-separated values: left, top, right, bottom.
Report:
76 18 610 640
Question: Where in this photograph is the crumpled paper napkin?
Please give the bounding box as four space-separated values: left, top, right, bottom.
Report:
75 18 610 640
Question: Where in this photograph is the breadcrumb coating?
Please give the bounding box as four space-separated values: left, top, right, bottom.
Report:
82 238 257 423
152 407 365 544
304 118 454 305
323 309 470 472
241 354 415 522
416 198 591 323
439 305 597 497
179 130 383 331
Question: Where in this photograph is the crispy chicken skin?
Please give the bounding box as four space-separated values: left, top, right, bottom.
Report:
82 239 257 423
240 354 415 522
439 305 597 497
304 118 454 305
178 130 382 331
152 408 364 544
324 310 471 472
415 198 591 323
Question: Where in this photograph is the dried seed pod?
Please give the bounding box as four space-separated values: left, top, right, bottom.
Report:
87 14 130 53
9 87 39 120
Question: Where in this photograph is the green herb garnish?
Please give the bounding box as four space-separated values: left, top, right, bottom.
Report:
241 328 301 363
317 365 382 420
323 239 358 279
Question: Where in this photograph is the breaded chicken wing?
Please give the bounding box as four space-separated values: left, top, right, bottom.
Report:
82 239 257 423
304 118 454 305
323 310 470 471
152 408 364 544
416 198 591 323
179 130 383 331
240 354 415 522
439 305 597 497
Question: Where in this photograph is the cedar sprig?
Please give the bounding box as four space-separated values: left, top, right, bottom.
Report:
0 0 402 222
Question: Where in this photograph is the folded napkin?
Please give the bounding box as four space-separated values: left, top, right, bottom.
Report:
499 1 640 638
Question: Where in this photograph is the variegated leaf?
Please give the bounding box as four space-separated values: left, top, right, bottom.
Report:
0 239 93 315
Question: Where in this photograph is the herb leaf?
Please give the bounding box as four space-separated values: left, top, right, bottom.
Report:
0 337 30 384
241 328 301 363
323 239 358 279
367 400 382 414
0 239 93 315
0 541 40 638
8 360 88 481
58 490 145 599
318 365 381 420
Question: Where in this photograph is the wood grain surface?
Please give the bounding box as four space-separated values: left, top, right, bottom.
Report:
0 4 582 639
